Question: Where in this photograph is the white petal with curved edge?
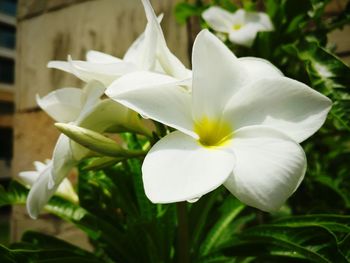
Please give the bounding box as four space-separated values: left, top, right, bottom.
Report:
231 9 245 23
76 81 105 122
259 13 274 30
202 6 235 33
26 160 77 219
49 57 137 86
141 0 189 79
143 131 236 203
72 99 146 160
123 31 146 65
157 44 192 79
78 99 135 132
50 134 78 187
223 77 332 143
238 57 283 82
33 161 47 172
18 171 38 186
36 87 84 123
224 126 306 212
47 60 74 75
56 178 79 203
245 12 274 31
126 0 158 70
228 23 260 47
192 30 247 121
123 11 163 69
106 71 196 138
26 162 56 219
69 58 137 86
86 50 122 63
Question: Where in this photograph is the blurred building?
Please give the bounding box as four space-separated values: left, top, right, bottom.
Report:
0 0 16 246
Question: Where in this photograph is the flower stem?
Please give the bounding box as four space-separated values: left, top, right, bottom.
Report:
176 202 190 263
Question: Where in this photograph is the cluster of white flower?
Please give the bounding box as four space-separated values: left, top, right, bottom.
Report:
21 0 331 219
202 6 274 47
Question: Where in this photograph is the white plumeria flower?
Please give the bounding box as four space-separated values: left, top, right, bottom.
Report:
202 6 273 47
18 160 78 204
47 0 191 87
106 30 332 212
27 81 146 219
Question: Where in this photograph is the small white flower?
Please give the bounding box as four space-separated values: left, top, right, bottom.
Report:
106 30 332 212
18 160 79 204
202 6 273 47
47 0 191 87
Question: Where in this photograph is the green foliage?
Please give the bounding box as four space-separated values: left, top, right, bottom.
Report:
217 215 350 263
283 40 350 130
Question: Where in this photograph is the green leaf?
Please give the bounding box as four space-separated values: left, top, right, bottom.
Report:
82 156 123 171
0 181 27 207
0 244 101 263
174 2 201 24
199 196 245 256
283 40 350 130
189 189 223 253
213 0 237 12
273 214 350 242
121 132 155 221
217 215 350 263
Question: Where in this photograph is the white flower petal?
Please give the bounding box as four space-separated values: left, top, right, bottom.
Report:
48 57 137 86
56 178 79 203
77 99 136 132
123 28 147 65
26 162 57 219
143 131 236 203
72 99 146 159
76 81 105 122
224 126 306 212
72 96 148 161
86 50 122 63
126 0 158 70
69 58 137 86
238 57 283 82
33 161 47 172
106 71 196 138
228 23 259 47
36 87 84 123
245 12 274 31
224 77 332 143
123 31 146 64
192 30 247 121
47 60 74 75
18 171 38 186
202 6 236 33
157 44 192 79
141 0 190 79
122 14 163 65
50 134 78 187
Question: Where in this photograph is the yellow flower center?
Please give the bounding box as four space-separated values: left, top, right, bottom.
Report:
194 117 233 148
232 24 242 30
